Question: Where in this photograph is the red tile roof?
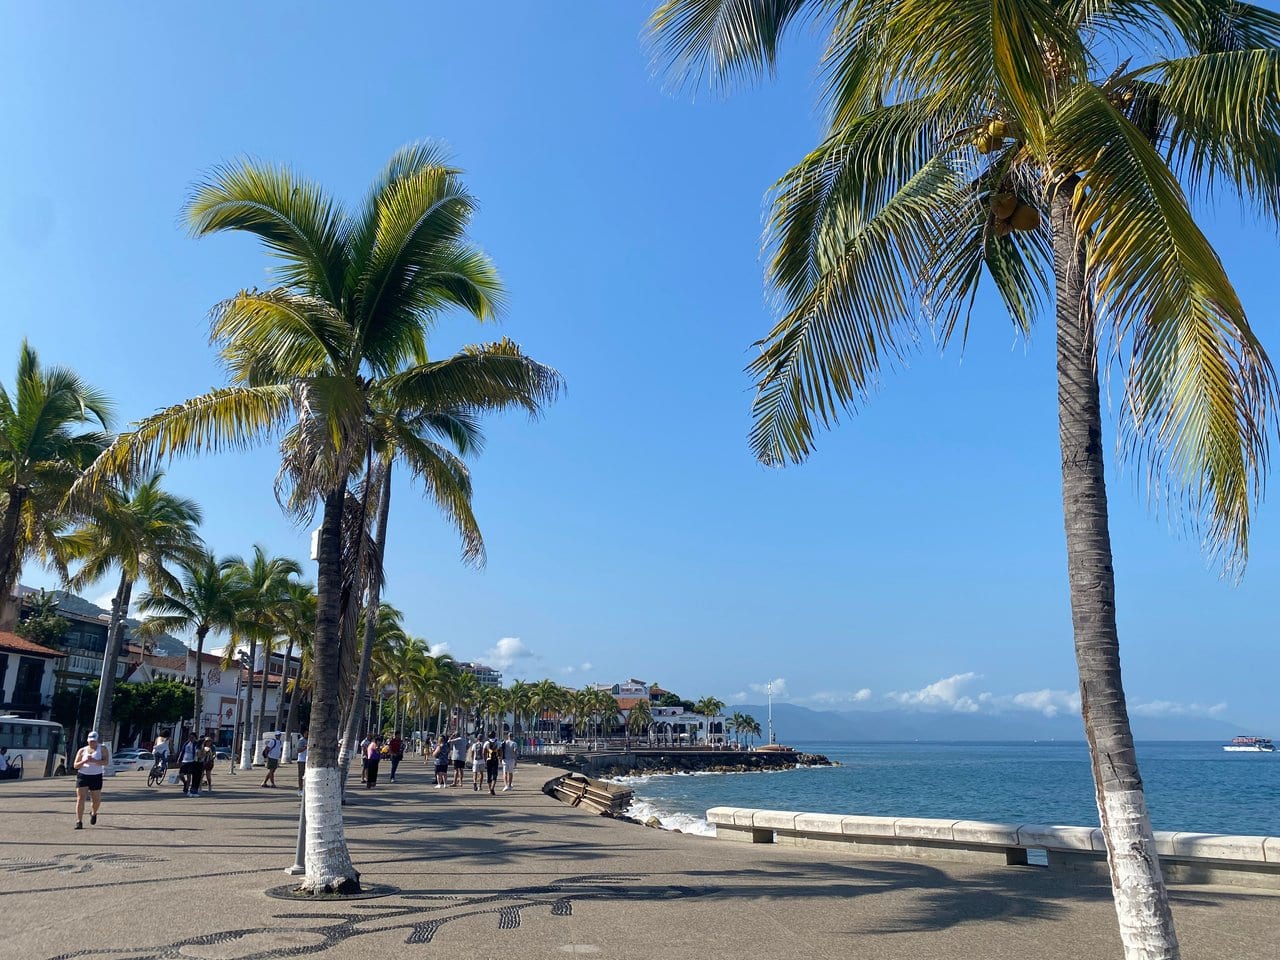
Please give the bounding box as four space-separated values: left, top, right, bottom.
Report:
0 631 66 658
615 696 648 710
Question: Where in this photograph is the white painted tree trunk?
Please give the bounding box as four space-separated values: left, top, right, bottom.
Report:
239 636 257 771
301 765 359 893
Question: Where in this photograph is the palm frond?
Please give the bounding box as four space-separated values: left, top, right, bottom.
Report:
388 429 485 567
212 288 354 384
751 145 966 465
647 0 818 92
381 339 562 419
186 158 348 304
1130 49 1280 217
74 385 294 498
1055 83 1276 565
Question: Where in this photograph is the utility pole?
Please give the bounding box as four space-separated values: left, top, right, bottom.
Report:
767 680 775 745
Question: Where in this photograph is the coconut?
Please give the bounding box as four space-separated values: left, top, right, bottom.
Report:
994 220 1014 238
1010 204 1041 231
976 133 994 154
991 193 1018 220
988 120 1008 139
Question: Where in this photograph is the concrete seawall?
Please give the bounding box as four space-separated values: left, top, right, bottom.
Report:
545 748 828 778
709 806 1280 891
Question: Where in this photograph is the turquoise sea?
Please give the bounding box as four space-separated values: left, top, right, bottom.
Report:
613 741 1280 838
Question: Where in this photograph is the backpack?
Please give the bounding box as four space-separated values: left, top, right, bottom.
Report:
485 740 500 762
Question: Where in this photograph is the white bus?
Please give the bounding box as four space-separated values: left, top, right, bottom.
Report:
0 714 68 779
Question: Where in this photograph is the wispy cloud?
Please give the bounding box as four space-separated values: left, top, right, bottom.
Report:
1131 700 1228 718
560 661 594 676
485 637 533 670
798 689 873 707
749 677 788 699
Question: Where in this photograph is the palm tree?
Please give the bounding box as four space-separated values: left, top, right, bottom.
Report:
225 546 302 769
454 671 482 736
81 145 561 894
693 696 725 745
64 472 203 748
530 679 564 741
626 697 653 744
273 580 316 737
741 714 761 749
136 550 240 737
0 341 112 620
650 3 1280 954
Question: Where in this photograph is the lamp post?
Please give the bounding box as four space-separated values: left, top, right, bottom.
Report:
767 680 775 745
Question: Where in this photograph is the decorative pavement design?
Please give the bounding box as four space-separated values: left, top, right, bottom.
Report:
0 852 167 875
43 874 719 960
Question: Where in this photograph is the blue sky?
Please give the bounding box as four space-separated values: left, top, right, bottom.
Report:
2 3 1276 733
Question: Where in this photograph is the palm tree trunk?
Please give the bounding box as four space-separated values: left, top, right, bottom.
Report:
278 638 295 745
192 624 209 737
253 643 272 750
303 485 359 894
0 485 27 621
239 635 257 770
339 465 391 783
91 573 131 752
1051 182 1178 960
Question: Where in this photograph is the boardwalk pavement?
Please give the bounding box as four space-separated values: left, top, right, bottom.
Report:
0 761 1275 959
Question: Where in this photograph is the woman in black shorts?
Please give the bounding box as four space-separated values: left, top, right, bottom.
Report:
73 731 110 829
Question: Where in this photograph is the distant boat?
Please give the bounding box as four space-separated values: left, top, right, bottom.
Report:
1223 736 1275 753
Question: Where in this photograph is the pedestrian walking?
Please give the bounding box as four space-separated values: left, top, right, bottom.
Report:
72 731 110 828
261 732 283 788
365 735 382 788
483 732 501 795
387 732 403 783
501 732 518 792
177 732 201 796
198 737 216 792
432 735 449 787
359 734 372 784
450 732 467 787
296 730 308 796
467 738 483 791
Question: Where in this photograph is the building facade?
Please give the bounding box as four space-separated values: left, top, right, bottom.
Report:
0 632 63 719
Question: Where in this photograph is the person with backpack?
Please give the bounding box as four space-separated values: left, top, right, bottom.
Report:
261 733 283 788
483 732 501 795
177 732 200 797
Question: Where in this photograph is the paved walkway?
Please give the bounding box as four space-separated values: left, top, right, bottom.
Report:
0 761 1275 959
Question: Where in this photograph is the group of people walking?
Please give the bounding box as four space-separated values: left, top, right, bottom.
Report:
356 730 518 795
72 724 518 827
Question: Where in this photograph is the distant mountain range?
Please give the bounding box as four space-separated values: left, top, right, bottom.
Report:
726 701 1245 742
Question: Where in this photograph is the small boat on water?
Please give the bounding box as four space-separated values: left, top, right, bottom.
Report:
1223 736 1275 753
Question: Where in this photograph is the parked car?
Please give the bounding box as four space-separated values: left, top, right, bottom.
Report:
214 749 231 762
110 750 153 772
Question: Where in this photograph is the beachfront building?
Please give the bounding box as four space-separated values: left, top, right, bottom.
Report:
458 661 502 688
648 705 727 746
0 632 63 719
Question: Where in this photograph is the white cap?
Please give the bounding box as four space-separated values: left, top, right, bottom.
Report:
87 731 99 741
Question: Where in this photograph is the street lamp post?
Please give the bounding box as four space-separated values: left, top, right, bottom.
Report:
767 680 775 745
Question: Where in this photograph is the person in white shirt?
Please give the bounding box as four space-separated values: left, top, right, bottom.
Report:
261 733 283 788
73 731 110 828
296 731 308 796
500 735 518 792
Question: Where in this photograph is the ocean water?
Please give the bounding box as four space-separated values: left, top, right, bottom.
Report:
612 741 1280 839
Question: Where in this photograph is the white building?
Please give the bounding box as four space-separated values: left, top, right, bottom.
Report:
0 631 63 719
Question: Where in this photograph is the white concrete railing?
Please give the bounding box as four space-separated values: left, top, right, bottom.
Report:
706 807 1280 890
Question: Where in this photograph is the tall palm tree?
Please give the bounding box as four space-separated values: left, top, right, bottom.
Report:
650 3 1280 955
530 678 564 740
0 341 112 620
225 546 302 769
81 145 560 894
136 550 240 736
64 472 203 748
453 671 482 736
694 696 725 745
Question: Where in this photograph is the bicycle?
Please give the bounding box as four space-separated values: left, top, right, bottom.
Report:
146 756 168 787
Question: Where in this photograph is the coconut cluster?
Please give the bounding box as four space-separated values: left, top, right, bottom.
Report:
989 191 1041 237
